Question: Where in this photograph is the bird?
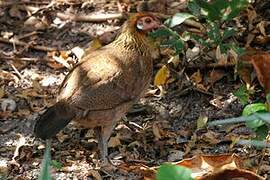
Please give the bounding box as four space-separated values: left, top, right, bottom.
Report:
34 12 161 163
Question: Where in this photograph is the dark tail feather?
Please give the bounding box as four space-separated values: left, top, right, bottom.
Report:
34 101 76 140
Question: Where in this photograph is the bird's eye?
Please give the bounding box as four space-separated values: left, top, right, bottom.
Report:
145 18 152 24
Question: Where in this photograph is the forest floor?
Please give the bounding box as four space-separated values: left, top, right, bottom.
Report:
0 0 269 179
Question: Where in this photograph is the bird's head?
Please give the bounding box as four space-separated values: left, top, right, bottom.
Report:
112 13 162 51
134 13 161 33
124 13 162 35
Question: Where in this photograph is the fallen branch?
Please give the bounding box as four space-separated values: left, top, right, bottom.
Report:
236 139 270 148
0 55 47 62
0 37 57 52
208 112 270 126
56 12 125 22
0 1 50 7
187 62 237 69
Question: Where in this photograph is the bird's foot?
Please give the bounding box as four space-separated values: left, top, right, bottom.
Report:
100 157 109 167
95 157 117 171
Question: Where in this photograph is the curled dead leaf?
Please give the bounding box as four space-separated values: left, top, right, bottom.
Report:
108 136 121 148
209 70 225 85
241 52 270 93
152 122 162 140
216 45 228 64
154 65 170 86
24 16 48 30
190 70 202 84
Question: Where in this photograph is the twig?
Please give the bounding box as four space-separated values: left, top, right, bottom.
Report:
0 37 57 52
52 55 72 69
17 31 39 40
208 112 270 126
0 55 47 62
187 62 237 69
236 139 270 148
192 87 214 96
56 12 125 22
0 1 50 7
25 1 56 16
126 159 151 164
9 63 23 79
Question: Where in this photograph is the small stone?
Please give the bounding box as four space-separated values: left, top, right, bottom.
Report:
1 98 16 112
168 150 184 162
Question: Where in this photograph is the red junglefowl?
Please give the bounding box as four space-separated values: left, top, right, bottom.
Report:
34 12 161 163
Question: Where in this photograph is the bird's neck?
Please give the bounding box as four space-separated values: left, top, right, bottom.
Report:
110 24 151 56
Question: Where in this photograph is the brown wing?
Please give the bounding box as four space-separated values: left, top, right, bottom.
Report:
58 50 137 111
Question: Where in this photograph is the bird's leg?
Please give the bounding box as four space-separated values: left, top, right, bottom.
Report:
94 121 117 165
94 127 108 164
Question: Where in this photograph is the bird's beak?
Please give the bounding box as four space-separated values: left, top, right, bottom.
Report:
150 21 163 33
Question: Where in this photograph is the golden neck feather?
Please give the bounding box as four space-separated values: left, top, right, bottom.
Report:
110 22 151 56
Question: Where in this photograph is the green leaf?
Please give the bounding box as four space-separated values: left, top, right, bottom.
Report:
192 0 247 22
242 103 268 116
51 160 62 170
255 125 269 140
39 140 52 180
166 13 195 28
161 38 184 54
242 103 267 129
230 44 245 56
220 44 230 54
207 23 222 44
223 28 235 40
246 119 266 130
174 40 184 54
233 85 249 105
187 0 201 17
222 0 248 21
150 28 173 38
161 38 178 47
195 0 229 21
212 0 229 13
191 34 211 48
157 164 193 180
266 93 270 103
194 0 220 21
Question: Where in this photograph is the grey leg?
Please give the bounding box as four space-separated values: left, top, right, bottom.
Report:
94 127 108 163
94 121 117 164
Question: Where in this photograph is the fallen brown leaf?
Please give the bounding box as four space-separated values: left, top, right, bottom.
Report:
241 52 270 93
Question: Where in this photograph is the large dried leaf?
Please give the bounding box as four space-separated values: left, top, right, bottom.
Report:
200 168 264 180
209 69 225 85
173 154 262 179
